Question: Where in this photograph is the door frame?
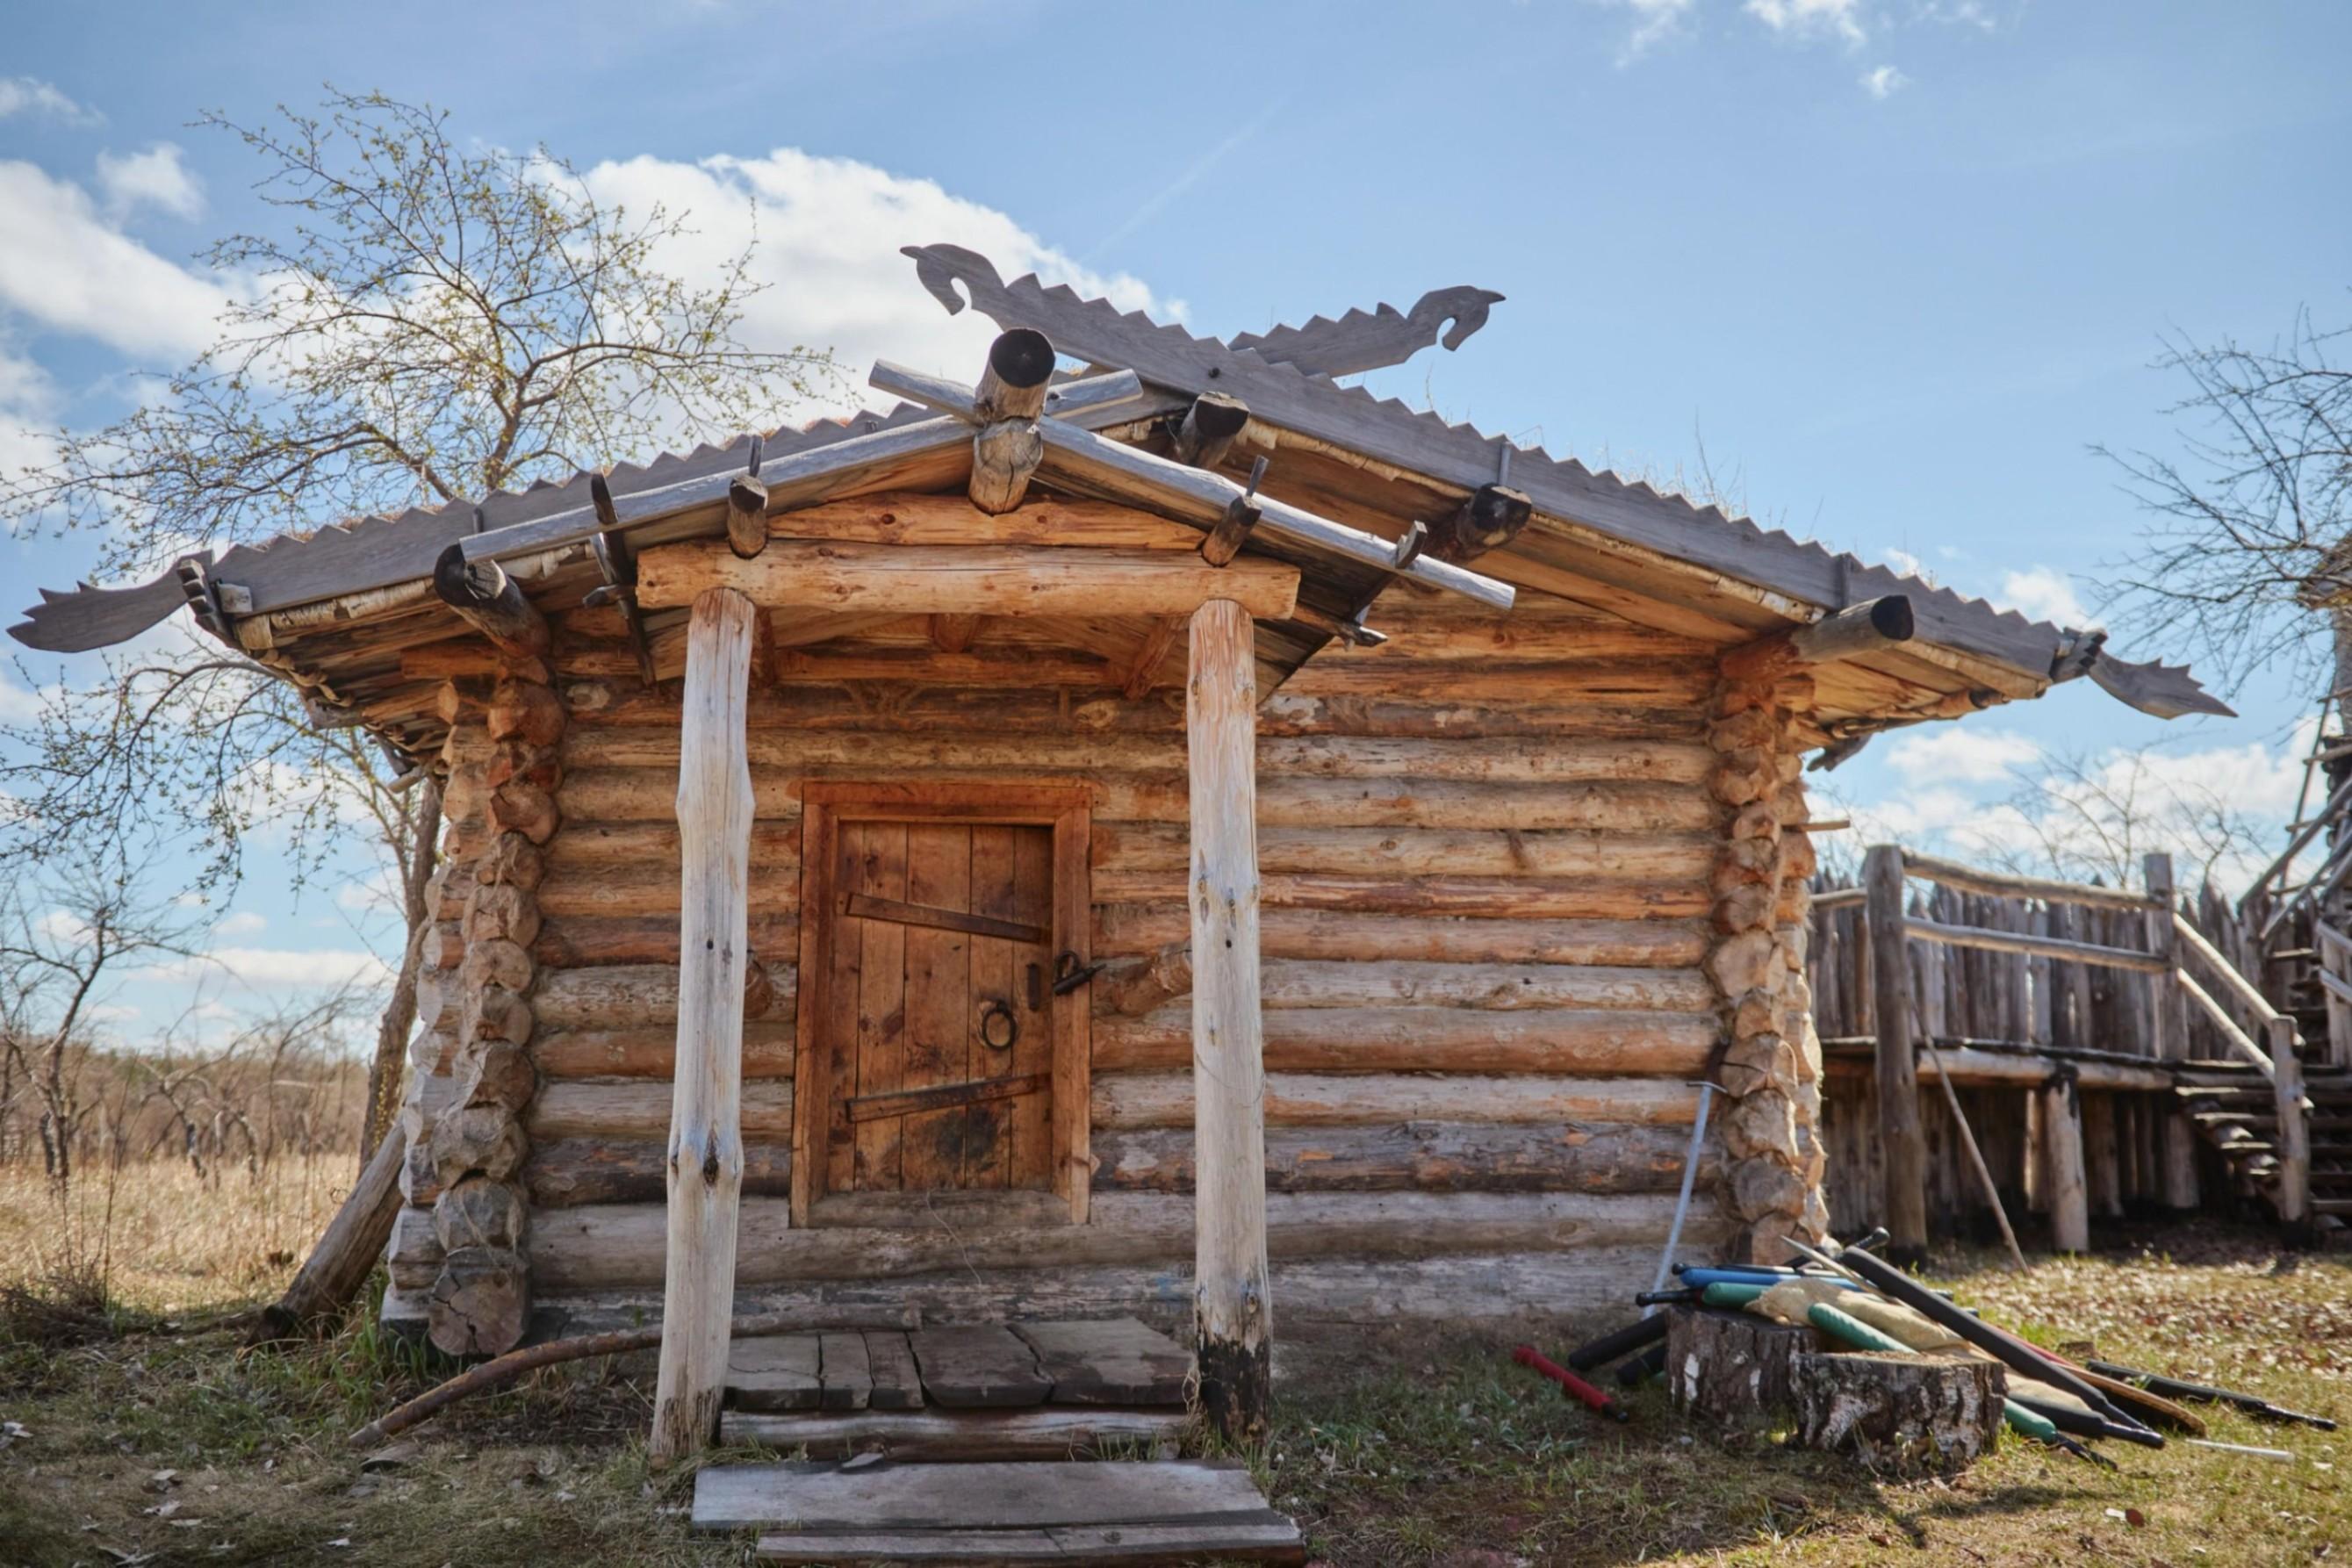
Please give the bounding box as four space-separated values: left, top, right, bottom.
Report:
791 780 1094 1226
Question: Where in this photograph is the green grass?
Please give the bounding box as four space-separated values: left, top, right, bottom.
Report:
0 1219 2343 1566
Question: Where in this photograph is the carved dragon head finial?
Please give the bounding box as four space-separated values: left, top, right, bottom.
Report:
1415 286 1507 352
902 244 1007 317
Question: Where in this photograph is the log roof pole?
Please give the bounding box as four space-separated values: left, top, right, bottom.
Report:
432 539 549 661
649 586 758 1464
1187 596 1272 1444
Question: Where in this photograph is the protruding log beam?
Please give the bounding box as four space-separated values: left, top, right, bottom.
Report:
1172 392 1250 470
974 328 1055 421
1199 495 1261 568
726 475 770 559
1100 940 1193 1017
1187 597 1271 1443
1864 844 1928 1264
1721 595 1915 683
649 586 758 1465
1430 484 1531 564
433 543 549 659
968 329 1055 514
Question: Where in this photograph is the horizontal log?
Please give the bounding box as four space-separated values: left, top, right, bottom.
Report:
636 541 1303 619
1091 1006 1719 1075
1099 958 1716 1014
528 1076 796 1139
1281 656 1715 702
1093 1121 1710 1195
555 728 1715 787
1091 824 1716 881
1091 1072 1704 1129
718 1406 1190 1461
1094 908 1708 967
560 680 1705 742
537 863 802 919
1822 1046 2174 1093
534 913 800 967
543 819 802 870
519 1190 1705 1288
1897 850 2161 912
527 1138 794 1208
1089 871 1708 920
1904 916 2167 974
533 962 797 1031
557 768 1716 832
767 492 1203 550
395 1246 1708 1334
532 1021 796 1080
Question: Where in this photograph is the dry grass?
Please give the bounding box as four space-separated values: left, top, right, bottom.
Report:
0 1157 352 1320
0 1162 2344 1566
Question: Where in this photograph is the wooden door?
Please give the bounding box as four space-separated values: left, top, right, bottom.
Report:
829 820 1056 1195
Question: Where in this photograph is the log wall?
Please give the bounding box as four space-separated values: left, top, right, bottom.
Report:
385 589 1766 1327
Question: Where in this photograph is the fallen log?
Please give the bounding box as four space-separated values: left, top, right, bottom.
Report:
250 1129 406 1344
349 1313 795 1448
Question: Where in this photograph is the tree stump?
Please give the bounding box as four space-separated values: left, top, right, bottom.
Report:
1665 1306 1820 1425
1791 1350 2005 1471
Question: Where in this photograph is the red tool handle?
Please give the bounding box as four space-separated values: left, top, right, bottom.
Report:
1513 1344 1632 1422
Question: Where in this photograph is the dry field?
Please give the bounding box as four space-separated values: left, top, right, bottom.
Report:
0 1160 2345 1566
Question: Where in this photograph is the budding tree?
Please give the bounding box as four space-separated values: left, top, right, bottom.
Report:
2 89 833 1157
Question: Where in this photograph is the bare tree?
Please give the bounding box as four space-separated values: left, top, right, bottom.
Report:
2095 303 2352 696
2 89 834 1160
0 869 198 1194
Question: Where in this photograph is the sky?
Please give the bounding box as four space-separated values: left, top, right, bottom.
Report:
2 0 2348 1047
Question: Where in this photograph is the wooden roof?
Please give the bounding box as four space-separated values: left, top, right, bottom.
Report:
11 246 2226 772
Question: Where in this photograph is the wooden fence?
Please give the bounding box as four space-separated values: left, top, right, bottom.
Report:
1809 846 2311 1255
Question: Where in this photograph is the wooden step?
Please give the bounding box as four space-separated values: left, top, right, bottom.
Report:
721 1406 1190 1461
691 1459 1305 1564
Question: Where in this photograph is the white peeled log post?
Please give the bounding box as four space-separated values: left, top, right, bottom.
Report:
648 586 758 1464
1187 596 1272 1445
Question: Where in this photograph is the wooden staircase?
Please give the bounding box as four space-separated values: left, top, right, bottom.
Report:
2176 1063 2352 1228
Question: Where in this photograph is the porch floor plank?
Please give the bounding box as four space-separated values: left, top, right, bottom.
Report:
910 1324 1054 1408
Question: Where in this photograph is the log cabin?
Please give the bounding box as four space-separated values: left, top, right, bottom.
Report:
12 243 2226 1446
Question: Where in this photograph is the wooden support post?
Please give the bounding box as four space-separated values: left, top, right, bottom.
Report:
2041 1075 2089 1253
649 586 758 1464
2269 1016 2312 1245
1186 597 1271 1444
968 329 1054 515
2145 852 2200 1210
1864 845 1928 1264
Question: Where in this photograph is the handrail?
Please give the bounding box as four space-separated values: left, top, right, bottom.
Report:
1895 850 2161 913
1904 915 2168 975
2172 911 2283 1025
1811 886 1866 912
2259 836 2352 942
2241 773 2352 915
2176 969 2277 1081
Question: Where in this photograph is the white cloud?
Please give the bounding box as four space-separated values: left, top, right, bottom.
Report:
579 148 1175 415
96 143 204 221
0 343 61 485
1744 0 1868 46
1861 64 1910 98
1996 565 2095 628
1881 545 1924 578
141 944 392 990
1593 0 1697 61
1882 724 2042 784
0 78 101 127
213 910 267 938
0 160 235 361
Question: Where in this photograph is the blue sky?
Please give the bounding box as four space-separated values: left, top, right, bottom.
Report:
4 0 2348 1044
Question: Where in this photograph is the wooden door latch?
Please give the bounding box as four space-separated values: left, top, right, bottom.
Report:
1051 951 1104 996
